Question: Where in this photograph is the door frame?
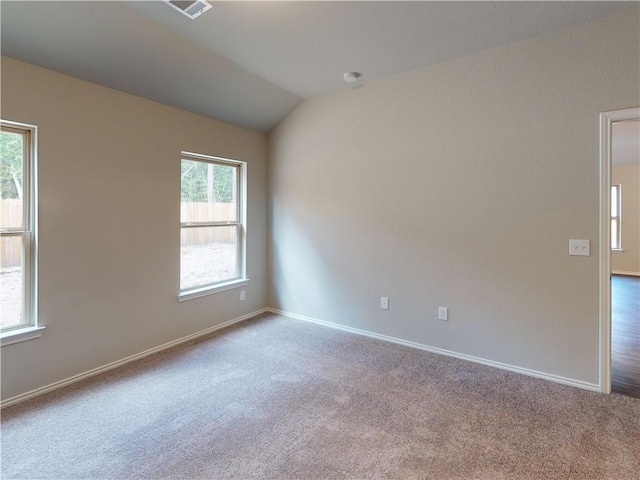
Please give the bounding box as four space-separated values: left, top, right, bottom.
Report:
599 107 640 394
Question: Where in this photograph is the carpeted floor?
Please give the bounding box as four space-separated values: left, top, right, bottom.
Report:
2 313 639 479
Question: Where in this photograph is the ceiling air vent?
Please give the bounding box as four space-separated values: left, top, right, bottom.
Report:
165 1 213 20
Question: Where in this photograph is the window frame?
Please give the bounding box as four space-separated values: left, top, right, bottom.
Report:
0 119 43 346
611 184 622 252
178 151 248 301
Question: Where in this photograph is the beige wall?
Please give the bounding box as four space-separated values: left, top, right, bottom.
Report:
612 164 640 275
269 10 640 386
1 57 268 401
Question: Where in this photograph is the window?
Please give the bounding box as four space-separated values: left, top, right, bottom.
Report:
179 152 247 299
611 184 622 251
1 120 38 338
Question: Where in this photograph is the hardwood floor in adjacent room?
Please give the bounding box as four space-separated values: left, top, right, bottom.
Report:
611 274 640 398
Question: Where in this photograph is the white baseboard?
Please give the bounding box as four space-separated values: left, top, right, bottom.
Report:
2 306 602 409
612 270 640 277
1 308 269 409
268 308 601 393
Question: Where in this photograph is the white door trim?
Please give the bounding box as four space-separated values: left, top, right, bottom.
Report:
599 107 639 394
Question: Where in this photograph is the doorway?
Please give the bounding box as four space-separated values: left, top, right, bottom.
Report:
600 108 640 396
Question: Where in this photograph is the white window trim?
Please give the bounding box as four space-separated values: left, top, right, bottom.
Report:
179 278 250 302
178 151 248 301
1 119 42 345
1 326 45 347
611 184 622 252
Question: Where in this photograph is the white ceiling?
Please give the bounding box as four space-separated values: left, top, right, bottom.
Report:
1 1 636 133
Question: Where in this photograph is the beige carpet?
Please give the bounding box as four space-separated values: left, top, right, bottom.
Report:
2 313 639 479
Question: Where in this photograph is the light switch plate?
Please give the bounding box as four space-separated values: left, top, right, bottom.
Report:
569 239 590 256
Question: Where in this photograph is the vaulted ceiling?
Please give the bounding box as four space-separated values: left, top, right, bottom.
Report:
1 1 635 133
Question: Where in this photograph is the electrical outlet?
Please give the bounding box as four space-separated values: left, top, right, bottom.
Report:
438 307 448 321
240 290 246 301
380 297 389 310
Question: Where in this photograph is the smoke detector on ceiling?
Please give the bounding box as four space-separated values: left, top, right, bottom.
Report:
343 72 362 83
164 1 213 20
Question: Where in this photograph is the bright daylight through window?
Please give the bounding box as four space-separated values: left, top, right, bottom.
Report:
180 153 246 296
611 184 622 251
1 120 36 333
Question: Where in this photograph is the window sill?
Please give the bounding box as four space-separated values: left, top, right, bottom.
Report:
612 249 624 254
179 278 250 302
1 326 45 347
